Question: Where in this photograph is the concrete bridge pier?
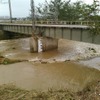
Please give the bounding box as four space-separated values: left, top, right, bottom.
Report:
30 37 38 53
30 36 58 53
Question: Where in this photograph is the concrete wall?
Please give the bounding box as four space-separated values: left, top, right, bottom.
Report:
72 29 82 41
49 28 55 38
81 30 92 43
45 28 50 37
43 27 85 42
55 28 62 38
62 28 71 39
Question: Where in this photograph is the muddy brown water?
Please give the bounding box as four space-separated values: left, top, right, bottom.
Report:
0 38 81 61
0 61 99 92
0 38 100 92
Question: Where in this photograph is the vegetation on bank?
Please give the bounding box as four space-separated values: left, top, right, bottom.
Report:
78 80 100 100
0 80 99 100
0 56 23 65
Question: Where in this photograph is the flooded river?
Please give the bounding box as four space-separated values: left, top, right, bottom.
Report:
0 38 100 92
0 61 100 92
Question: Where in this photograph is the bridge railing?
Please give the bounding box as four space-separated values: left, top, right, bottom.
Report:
14 20 100 25
0 20 100 25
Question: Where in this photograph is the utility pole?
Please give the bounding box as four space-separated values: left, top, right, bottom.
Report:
8 0 12 23
30 0 38 53
54 0 58 23
0 0 12 22
30 0 36 34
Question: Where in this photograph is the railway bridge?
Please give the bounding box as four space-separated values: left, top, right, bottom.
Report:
0 21 100 44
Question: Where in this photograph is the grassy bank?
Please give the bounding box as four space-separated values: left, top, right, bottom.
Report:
0 80 99 100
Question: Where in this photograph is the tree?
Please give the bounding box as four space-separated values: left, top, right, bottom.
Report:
37 0 69 20
36 0 50 20
36 0 100 27
88 0 100 37
63 0 84 21
36 0 92 21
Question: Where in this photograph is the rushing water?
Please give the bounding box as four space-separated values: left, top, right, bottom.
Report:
80 57 100 70
0 38 100 91
0 38 99 61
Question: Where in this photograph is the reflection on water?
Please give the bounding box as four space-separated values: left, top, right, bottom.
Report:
0 62 99 92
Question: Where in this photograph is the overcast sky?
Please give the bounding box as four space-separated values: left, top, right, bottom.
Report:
0 0 93 18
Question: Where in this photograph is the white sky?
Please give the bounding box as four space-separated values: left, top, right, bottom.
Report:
0 0 94 18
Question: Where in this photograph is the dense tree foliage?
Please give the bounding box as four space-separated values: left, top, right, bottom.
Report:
29 0 100 36
36 0 100 21
88 0 100 36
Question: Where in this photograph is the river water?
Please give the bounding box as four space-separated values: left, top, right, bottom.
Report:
0 38 100 92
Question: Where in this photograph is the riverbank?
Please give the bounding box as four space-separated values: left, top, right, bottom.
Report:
0 80 99 100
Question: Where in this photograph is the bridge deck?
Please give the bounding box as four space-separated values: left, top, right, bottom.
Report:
0 23 89 29
0 23 99 44
35 24 89 29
